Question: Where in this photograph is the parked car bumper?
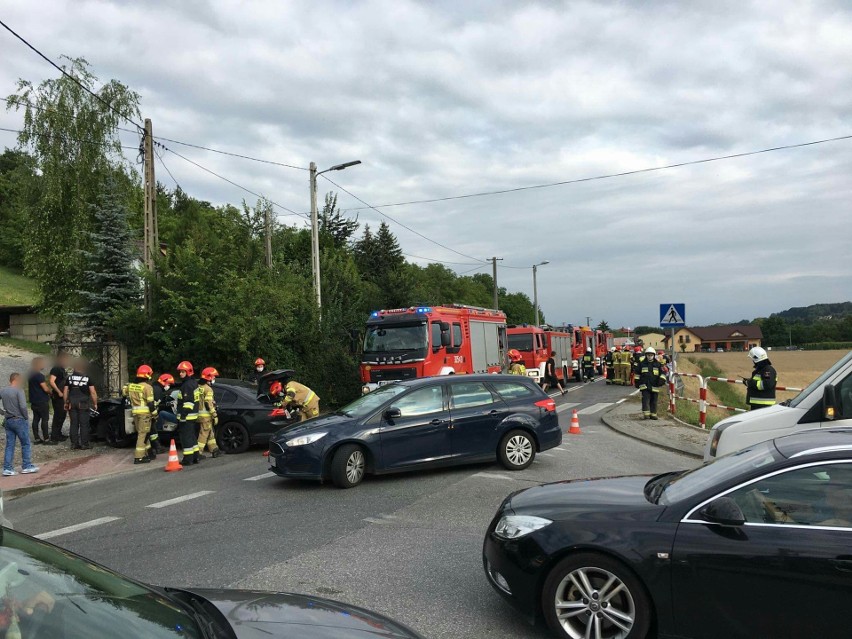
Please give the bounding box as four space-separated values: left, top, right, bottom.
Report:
268 442 325 479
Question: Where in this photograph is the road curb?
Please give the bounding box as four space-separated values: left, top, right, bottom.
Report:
3 462 156 498
600 404 703 460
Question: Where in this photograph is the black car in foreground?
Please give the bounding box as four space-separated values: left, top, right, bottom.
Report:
95 370 298 454
483 428 852 639
269 374 561 488
0 525 423 638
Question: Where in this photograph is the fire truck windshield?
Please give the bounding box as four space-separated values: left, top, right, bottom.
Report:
363 323 428 353
508 333 534 352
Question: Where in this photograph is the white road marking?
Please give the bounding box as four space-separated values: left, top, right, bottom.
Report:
556 402 580 414
474 472 515 481
146 490 215 509
551 447 570 452
538 452 554 458
35 516 122 540
363 514 401 524
244 472 276 481
578 403 613 415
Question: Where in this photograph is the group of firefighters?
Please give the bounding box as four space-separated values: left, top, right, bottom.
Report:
122 357 320 466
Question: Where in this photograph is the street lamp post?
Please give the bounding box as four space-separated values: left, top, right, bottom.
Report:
532 261 549 326
309 160 361 313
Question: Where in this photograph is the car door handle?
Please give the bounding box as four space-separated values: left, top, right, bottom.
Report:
481 409 501 416
430 419 446 425
833 556 852 572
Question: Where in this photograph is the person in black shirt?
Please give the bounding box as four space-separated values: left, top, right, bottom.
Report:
48 352 70 443
27 357 54 445
542 351 565 395
63 358 98 450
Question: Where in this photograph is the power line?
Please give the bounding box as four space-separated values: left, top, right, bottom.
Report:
152 135 308 171
402 252 482 266
154 145 181 191
162 145 306 218
0 18 144 130
335 133 852 212
457 264 488 276
320 174 486 263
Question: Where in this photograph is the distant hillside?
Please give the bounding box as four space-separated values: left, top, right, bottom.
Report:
772 302 852 323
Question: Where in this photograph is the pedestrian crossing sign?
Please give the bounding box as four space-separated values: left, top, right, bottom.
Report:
660 303 686 327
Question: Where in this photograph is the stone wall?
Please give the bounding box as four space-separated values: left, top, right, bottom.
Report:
9 312 59 343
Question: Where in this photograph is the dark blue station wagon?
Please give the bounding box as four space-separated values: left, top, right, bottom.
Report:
268 374 562 488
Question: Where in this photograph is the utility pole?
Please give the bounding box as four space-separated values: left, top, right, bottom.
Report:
532 261 549 327
142 118 158 315
586 316 592 327
309 162 321 313
491 257 503 310
264 202 273 269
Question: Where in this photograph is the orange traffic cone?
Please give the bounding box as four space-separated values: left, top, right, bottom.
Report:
568 409 582 435
164 440 183 472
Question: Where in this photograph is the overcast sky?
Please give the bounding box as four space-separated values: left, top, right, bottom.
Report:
2 0 851 328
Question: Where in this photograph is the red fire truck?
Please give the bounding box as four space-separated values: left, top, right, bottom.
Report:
571 325 596 380
360 304 507 390
596 330 615 373
507 325 572 384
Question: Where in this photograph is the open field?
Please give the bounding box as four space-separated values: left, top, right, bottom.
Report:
690 349 848 390
0 265 37 306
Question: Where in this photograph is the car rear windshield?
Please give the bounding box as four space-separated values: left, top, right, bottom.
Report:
654 441 782 505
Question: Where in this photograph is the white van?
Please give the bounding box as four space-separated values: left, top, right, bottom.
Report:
704 350 852 460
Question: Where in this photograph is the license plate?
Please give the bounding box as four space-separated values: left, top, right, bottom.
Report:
377 380 395 386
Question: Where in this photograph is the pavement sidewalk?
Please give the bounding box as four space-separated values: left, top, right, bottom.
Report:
602 396 708 458
0 447 153 496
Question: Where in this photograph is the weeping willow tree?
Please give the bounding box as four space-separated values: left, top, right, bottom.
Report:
5 56 140 317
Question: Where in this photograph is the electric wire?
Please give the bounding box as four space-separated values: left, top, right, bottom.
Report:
335 133 852 212
320 174 486 263
0 19 144 130
402 253 482 266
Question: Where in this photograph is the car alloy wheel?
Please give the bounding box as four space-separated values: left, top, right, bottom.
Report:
218 422 250 454
553 566 636 639
506 435 532 466
346 450 365 484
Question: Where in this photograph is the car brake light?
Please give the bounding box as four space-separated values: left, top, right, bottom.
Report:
269 408 287 417
535 399 556 412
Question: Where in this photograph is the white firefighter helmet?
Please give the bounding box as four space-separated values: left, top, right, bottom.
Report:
748 346 769 363
610 347 616 352
645 346 656 355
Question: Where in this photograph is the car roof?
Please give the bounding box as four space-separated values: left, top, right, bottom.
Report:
774 427 852 459
397 374 538 387
215 381 258 398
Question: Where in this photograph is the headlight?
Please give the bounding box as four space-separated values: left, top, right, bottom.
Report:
708 429 722 457
285 432 327 447
494 515 552 540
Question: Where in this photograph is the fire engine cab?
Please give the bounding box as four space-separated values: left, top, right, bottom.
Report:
360 305 507 391
507 325 572 384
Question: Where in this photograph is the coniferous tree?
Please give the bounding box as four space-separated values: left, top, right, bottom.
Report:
319 192 359 248
70 179 140 339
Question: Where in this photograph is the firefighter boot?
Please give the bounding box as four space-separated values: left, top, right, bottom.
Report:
134 457 151 465
211 449 223 458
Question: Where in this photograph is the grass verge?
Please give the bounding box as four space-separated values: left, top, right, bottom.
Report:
687 357 748 410
0 337 52 355
0 266 37 307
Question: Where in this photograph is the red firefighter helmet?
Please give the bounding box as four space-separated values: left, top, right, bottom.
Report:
634 346 642 353
177 361 194 375
254 357 265 366
201 367 219 381
157 373 175 386
615 346 622 351
508 349 522 362
136 364 153 379
269 381 283 396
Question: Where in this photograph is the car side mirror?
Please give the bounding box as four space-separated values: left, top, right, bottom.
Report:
384 407 402 420
699 497 746 527
823 385 839 420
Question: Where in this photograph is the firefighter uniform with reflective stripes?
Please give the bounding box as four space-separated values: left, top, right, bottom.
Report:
635 355 666 419
616 350 630 385
509 362 527 376
284 381 320 422
123 380 155 461
196 380 221 456
582 352 595 382
746 360 777 410
604 351 615 384
177 376 201 463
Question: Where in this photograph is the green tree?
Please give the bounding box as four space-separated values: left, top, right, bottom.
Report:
68 178 140 338
6 56 140 315
596 320 611 332
319 192 358 249
0 149 34 268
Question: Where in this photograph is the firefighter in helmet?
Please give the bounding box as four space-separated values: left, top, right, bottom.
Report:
249 357 266 385
582 348 595 382
615 346 628 385
154 373 177 438
635 347 666 419
197 367 223 458
744 347 777 410
604 347 616 384
508 349 526 375
270 380 320 422
176 360 201 465
122 364 156 464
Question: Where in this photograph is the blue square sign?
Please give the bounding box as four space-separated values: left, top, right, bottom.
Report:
660 303 686 328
